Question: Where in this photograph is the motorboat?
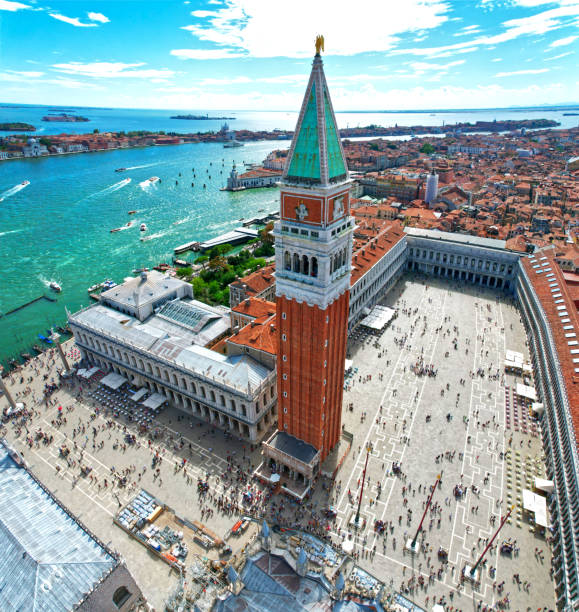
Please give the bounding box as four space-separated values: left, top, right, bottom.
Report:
148 176 160 184
140 223 147 232
21 180 30 186
87 282 104 292
115 168 127 172
49 281 62 293
110 227 121 233
132 267 150 274
224 140 243 148
111 221 134 233
128 210 137 215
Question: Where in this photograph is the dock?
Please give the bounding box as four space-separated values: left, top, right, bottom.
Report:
241 211 279 227
174 240 201 254
198 227 258 252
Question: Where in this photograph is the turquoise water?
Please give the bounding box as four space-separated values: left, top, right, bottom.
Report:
0 140 288 364
1 104 578 136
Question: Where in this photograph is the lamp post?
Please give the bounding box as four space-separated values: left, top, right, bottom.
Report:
406 473 441 553
466 506 514 580
354 443 372 528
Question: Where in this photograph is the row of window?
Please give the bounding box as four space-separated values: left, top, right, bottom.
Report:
74 328 275 417
409 247 513 275
283 225 320 239
283 251 319 277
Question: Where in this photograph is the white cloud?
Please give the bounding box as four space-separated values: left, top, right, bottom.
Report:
549 34 578 46
170 48 244 60
180 0 450 58
0 72 99 89
491 57 503 61
49 13 98 27
495 68 550 76
544 50 574 59
52 61 176 79
88 12 109 23
410 59 466 71
392 3 579 57
0 0 29 10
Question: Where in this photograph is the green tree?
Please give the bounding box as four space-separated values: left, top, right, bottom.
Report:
176 266 192 278
420 143 435 154
93 128 99 134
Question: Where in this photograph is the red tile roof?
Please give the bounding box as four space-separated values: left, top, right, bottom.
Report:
231 297 276 320
227 318 277 355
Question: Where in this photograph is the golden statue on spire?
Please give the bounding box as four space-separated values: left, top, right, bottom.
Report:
315 34 324 56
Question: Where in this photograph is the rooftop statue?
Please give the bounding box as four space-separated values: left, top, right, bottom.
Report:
315 34 324 56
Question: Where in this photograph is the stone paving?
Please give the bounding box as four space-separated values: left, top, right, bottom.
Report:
0 273 556 611
333 274 555 611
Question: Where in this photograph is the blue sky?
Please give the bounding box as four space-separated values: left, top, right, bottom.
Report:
0 0 577 110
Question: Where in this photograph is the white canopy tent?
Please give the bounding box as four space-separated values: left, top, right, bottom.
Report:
360 305 396 331
131 388 148 402
142 392 167 410
516 383 537 401
345 359 353 372
534 478 554 494
522 489 548 528
100 372 127 391
86 366 100 379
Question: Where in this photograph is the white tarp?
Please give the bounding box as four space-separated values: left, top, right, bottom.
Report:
85 366 100 379
360 305 396 330
522 489 548 528
100 372 127 390
506 349 524 365
516 383 537 401
131 388 148 402
142 392 167 410
534 478 554 494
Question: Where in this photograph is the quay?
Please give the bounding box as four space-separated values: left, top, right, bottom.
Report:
241 210 279 227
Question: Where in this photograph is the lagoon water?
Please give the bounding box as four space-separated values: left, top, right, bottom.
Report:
0 138 288 364
0 103 577 364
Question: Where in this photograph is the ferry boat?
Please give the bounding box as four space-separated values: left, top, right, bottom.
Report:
49 281 62 293
140 223 147 232
115 168 127 172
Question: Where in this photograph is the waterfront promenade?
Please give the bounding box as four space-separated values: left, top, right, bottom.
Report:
0 274 555 610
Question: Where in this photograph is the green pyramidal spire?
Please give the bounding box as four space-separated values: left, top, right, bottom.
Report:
284 49 348 186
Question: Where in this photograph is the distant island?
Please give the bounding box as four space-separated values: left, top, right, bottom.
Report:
0 122 36 131
42 113 89 123
170 114 236 120
563 113 579 116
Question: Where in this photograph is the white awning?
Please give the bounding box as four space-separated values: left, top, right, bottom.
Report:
131 388 148 402
142 392 167 410
534 478 554 494
85 366 100 379
522 489 548 528
532 402 544 414
360 305 396 330
100 372 127 390
516 383 537 401
77 368 87 378
506 349 524 365
345 359 353 372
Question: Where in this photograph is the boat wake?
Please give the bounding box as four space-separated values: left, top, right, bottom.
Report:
140 231 166 241
0 229 24 238
105 178 132 193
139 179 157 190
39 276 59 289
126 163 159 171
0 182 29 201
